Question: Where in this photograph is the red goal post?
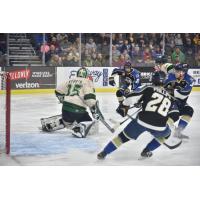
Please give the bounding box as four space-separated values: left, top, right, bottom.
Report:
0 71 11 154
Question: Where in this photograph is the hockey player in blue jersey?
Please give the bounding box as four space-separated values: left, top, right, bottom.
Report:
164 63 195 139
136 63 195 158
109 61 141 105
97 71 176 160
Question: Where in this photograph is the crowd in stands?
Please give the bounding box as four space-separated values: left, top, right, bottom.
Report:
0 34 7 67
29 33 80 67
81 34 110 67
1 33 200 67
29 33 111 67
112 33 200 67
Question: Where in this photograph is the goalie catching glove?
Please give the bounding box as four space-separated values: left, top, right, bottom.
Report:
116 103 130 117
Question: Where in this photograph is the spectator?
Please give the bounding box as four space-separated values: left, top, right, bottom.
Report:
120 39 131 53
193 34 200 45
174 34 183 48
62 52 79 67
74 37 80 50
152 45 162 60
112 45 121 62
40 41 50 62
184 37 193 51
59 36 72 53
149 40 155 51
137 33 146 47
114 54 126 67
40 41 50 54
83 54 93 67
93 53 105 67
143 47 152 63
91 51 97 61
85 38 97 52
116 34 124 47
100 40 109 56
186 48 195 66
193 34 200 53
128 36 135 45
195 50 200 66
68 33 79 43
171 46 186 63
134 44 143 63
47 54 62 67
62 54 71 66
51 37 60 51
122 50 130 61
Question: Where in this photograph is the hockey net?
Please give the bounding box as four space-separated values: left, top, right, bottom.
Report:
0 72 11 154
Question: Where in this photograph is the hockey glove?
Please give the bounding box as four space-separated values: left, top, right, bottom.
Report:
116 103 130 117
124 77 132 86
134 102 142 108
55 90 65 103
123 88 130 96
90 105 100 120
109 77 115 86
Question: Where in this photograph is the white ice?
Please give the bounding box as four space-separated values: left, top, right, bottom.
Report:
0 92 200 166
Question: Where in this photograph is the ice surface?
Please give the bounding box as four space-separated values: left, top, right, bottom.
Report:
0 92 200 166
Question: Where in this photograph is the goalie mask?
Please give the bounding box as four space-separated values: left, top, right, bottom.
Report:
77 67 88 78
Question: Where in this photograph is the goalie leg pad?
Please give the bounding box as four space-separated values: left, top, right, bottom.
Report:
40 115 65 132
72 121 96 138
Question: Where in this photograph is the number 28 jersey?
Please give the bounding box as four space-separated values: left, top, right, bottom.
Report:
124 86 173 131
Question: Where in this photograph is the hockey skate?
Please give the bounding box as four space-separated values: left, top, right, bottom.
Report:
138 148 153 160
174 128 189 139
97 151 107 160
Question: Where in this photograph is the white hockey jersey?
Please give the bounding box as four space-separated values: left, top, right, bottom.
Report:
56 77 96 113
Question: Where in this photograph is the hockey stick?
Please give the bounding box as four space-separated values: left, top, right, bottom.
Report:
95 101 115 133
76 94 115 133
163 140 182 149
99 118 115 133
125 114 182 150
109 107 142 130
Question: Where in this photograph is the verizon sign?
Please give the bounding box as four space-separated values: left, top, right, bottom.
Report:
5 67 56 90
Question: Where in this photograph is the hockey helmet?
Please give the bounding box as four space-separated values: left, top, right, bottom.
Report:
77 67 88 78
124 61 132 74
174 63 188 79
155 55 168 64
151 71 166 86
174 63 189 73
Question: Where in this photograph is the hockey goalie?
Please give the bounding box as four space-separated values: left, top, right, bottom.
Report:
40 67 100 138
